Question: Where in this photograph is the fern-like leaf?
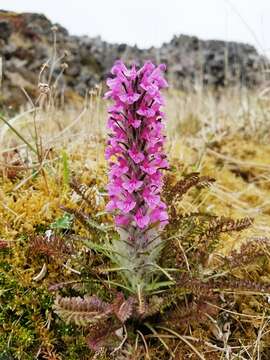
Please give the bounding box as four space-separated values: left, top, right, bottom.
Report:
226 236 270 269
53 295 112 326
206 216 253 234
163 172 215 203
29 234 73 260
70 178 94 206
112 293 134 323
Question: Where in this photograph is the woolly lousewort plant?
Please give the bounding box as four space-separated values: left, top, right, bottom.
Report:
105 60 169 293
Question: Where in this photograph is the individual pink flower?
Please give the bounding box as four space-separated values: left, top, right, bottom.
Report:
128 117 141 128
105 144 122 160
117 195 136 213
128 147 145 164
153 156 169 169
108 103 124 113
150 207 169 227
149 172 163 188
122 177 143 193
110 158 129 177
140 82 159 96
137 105 156 118
134 209 150 229
106 197 118 212
115 214 131 227
140 160 157 175
107 177 123 196
111 61 137 80
142 188 160 208
120 92 141 105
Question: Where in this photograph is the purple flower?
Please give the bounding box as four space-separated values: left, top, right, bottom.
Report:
141 82 159 96
122 177 143 193
106 197 118 212
150 207 169 227
105 60 169 235
115 214 131 226
105 144 122 160
134 209 150 229
142 188 160 208
128 147 145 164
110 158 129 177
107 177 123 196
137 106 156 118
140 160 157 175
117 195 136 213
128 117 141 129
120 92 141 105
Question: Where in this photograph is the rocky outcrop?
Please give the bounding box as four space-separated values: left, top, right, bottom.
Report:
0 10 268 108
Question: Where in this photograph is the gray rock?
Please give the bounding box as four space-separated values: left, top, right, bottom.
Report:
0 10 269 108
0 20 12 42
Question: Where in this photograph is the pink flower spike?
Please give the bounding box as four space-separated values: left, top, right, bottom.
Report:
105 60 169 236
134 209 150 229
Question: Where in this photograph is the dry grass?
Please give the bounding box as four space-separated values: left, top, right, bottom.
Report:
3 87 269 238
